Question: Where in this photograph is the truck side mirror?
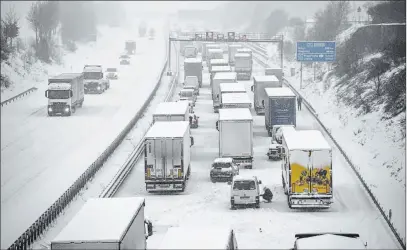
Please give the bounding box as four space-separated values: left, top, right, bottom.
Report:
215 121 219 131
45 90 48 98
250 85 254 92
190 136 194 146
227 180 232 185
147 221 153 236
70 90 73 97
258 180 262 184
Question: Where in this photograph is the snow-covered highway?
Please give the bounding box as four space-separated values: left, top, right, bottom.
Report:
113 53 401 249
1 21 167 249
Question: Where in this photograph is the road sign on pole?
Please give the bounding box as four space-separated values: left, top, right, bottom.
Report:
296 41 336 62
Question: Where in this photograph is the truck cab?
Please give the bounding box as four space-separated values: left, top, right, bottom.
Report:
184 45 198 58
210 157 239 183
267 140 283 160
272 125 295 144
125 40 136 55
178 88 196 107
120 54 131 65
83 65 109 94
106 67 118 80
229 175 262 209
184 76 199 95
234 53 252 80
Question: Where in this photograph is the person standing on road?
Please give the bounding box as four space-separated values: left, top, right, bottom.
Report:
297 96 302 111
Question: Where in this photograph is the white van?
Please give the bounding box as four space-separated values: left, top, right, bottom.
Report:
229 175 262 209
293 233 367 249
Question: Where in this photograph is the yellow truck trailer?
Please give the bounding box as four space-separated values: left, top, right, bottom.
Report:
281 129 333 209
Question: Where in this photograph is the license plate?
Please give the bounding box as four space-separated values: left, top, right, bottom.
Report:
240 196 249 199
159 184 170 188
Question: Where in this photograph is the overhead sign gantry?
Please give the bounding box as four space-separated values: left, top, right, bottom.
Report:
166 31 284 75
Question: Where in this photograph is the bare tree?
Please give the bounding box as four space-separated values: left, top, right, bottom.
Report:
26 2 40 48
2 6 20 47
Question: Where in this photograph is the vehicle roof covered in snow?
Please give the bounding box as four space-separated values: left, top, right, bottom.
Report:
210 59 228 64
220 82 246 93
295 233 366 249
49 73 82 82
145 121 189 138
184 58 202 63
213 72 237 81
219 108 252 121
284 130 331 151
221 93 251 104
180 88 194 92
48 83 72 90
235 53 251 58
265 87 296 97
237 48 252 53
157 226 232 249
233 175 257 181
52 197 145 243
153 101 189 116
211 66 232 72
253 75 279 82
214 157 234 163
229 44 242 48
266 67 282 70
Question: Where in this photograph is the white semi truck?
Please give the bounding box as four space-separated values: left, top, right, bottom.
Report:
228 44 242 66
45 73 85 116
209 58 228 73
219 82 246 104
265 67 283 82
210 65 232 87
201 42 215 61
184 45 198 58
51 197 153 250
251 75 282 115
184 58 203 87
83 65 110 94
216 108 254 168
207 48 224 66
144 121 193 192
205 44 221 64
212 72 237 113
153 101 189 122
221 92 252 109
281 129 333 209
234 53 252 80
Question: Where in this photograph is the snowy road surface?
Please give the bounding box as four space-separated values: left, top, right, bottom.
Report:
114 58 400 249
1 23 167 248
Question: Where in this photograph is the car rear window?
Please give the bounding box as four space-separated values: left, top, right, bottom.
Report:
213 162 232 169
233 180 256 190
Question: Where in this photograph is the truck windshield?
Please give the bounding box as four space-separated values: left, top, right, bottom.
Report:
84 72 102 79
180 91 193 97
48 90 70 99
106 68 117 72
233 180 256 190
213 162 232 169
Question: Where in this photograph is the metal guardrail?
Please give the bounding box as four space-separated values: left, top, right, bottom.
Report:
251 47 406 250
100 43 180 199
7 42 170 250
1 87 38 107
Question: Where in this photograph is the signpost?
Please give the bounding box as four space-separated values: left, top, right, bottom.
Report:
296 41 336 88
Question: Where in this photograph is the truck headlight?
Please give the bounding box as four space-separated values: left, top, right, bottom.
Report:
64 107 70 113
97 86 101 90
48 107 52 112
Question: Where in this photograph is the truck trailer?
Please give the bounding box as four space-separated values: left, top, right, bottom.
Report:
45 73 85 116
219 82 246 106
234 53 252 80
201 42 215 61
216 108 254 168
153 101 189 123
281 130 333 209
144 121 193 192
212 72 237 112
209 58 228 73
251 75 282 115
204 44 221 63
184 45 198 58
51 197 152 250
221 92 252 109
207 48 224 66
265 67 283 82
157 226 238 249
228 44 243 66
210 65 232 87
184 58 203 87
264 87 296 136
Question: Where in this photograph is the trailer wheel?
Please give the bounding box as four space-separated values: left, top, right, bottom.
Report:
255 201 260 209
287 195 292 209
230 202 236 210
246 164 252 169
78 101 83 108
282 174 288 195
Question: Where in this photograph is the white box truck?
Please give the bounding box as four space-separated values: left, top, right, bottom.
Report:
144 121 193 192
216 108 254 168
210 65 232 86
219 82 246 104
184 58 203 87
205 44 221 62
212 72 237 113
51 197 152 250
153 101 189 122
184 75 200 95
207 48 224 66
209 58 228 73
45 73 85 116
228 44 242 66
265 67 283 82
281 129 333 209
202 42 215 61
157 226 238 249
184 45 198 58
251 75 282 115
221 92 252 109
234 53 252 80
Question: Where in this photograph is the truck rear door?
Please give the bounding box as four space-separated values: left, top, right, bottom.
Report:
165 139 173 178
310 150 332 194
290 150 311 194
154 139 165 178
